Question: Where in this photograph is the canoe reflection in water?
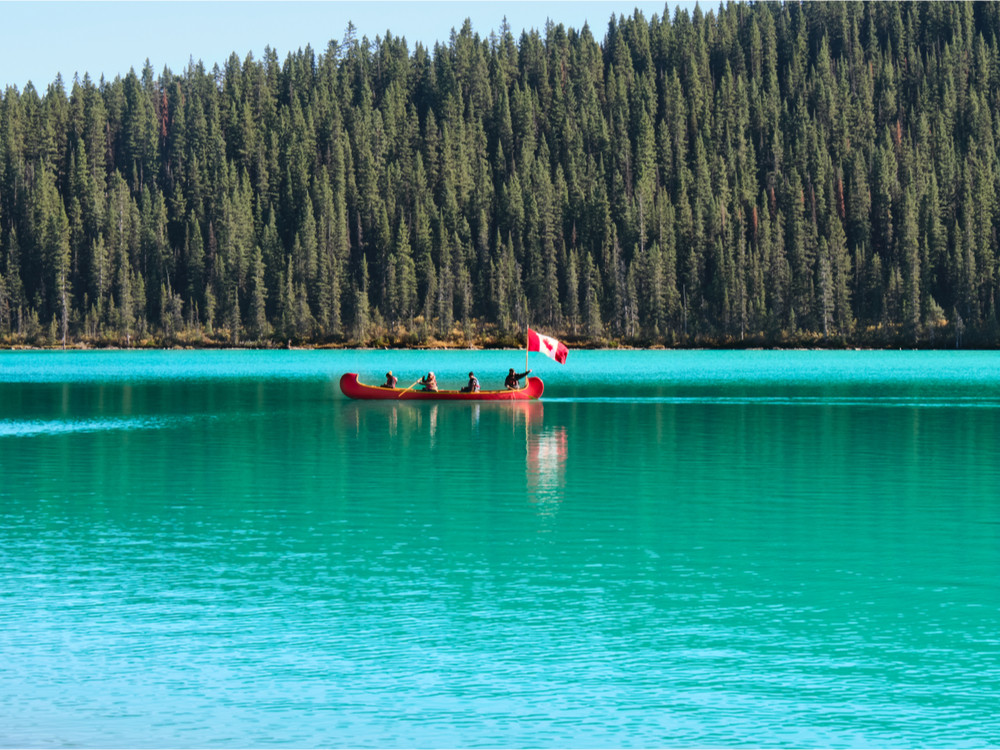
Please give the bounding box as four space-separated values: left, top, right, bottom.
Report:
341 400 546 439
340 401 564 509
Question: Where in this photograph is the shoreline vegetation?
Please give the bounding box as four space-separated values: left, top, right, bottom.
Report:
0 317 979 350
3 5 1000 354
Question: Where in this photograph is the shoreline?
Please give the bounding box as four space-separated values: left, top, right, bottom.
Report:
0 321 978 352
0 340 979 353
0 320 979 352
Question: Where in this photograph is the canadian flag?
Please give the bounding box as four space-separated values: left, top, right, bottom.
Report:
528 328 569 364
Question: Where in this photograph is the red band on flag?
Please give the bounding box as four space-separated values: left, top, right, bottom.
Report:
527 328 568 364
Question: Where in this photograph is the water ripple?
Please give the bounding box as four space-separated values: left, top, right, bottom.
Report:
0 414 196 438
544 396 1000 407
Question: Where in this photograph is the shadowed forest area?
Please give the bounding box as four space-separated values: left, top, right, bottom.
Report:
1 2 999 349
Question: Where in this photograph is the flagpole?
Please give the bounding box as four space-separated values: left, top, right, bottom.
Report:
525 326 529 374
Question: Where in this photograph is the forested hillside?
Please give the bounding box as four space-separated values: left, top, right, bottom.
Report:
2 2 1000 348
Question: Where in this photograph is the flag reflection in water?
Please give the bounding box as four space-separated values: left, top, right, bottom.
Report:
501 402 568 511
527 425 568 513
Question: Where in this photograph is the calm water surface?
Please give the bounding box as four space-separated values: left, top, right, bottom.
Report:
1 350 999 747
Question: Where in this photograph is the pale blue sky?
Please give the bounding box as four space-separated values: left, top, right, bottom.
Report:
0 1 698 91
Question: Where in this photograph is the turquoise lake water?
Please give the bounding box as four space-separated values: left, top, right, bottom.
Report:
1 350 999 747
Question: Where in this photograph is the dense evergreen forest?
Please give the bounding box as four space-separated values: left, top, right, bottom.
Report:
2 2 1000 348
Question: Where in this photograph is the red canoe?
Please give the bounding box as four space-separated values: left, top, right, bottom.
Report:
339 373 544 401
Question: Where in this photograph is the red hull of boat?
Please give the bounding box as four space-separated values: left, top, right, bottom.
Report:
339 373 544 401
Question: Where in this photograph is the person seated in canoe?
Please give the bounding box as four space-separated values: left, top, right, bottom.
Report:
382 371 398 388
460 372 480 393
420 372 438 392
505 368 532 389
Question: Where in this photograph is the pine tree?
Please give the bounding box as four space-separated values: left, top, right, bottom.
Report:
899 185 921 338
391 215 417 325
0 270 8 335
582 250 603 339
3 231 25 335
248 244 269 339
46 179 72 345
352 255 371 342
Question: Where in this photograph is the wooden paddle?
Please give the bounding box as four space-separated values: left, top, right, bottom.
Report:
397 377 424 397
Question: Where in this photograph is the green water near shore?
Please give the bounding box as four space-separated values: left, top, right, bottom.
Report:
2 350 999 747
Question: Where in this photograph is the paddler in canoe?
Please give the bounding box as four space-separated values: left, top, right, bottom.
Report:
505 368 532 389
419 372 438 392
460 372 480 393
382 371 398 388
